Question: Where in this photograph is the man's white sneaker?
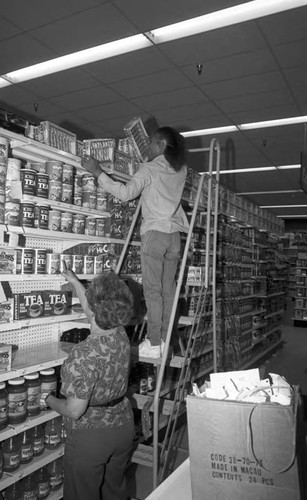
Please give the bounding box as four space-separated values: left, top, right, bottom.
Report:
138 339 161 359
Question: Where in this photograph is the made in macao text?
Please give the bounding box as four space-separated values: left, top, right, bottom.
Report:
210 453 274 486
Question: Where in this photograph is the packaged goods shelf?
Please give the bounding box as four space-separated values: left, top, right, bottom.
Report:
0 410 60 441
0 342 73 382
0 274 96 281
0 312 87 333
241 339 283 370
265 309 284 319
21 194 110 218
0 445 64 490
10 226 137 244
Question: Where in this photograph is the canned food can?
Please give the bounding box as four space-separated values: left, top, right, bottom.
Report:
34 249 47 274
17 248 35 274
94 256 104 274
4 201 20 226
0 136 9 160
60 254 73 272
96 191 108 211
20 202 35 228
46 160 63 181
48 180 62 201
34 205 49 230
85 217 96 236
82 174 96 191
36 173 49 198
74 174 83 190
28 162 46 174
21 169 37 196
83 256 95 274
61 183 73 204
73 194 82 206
46 253 61 274
72 255 84 274
0 163 7 195
62 164 75 184
7 159 21 181
60 212 73 232
48 210 62 231
72 214 85 234
96 217 111 237
82 191 97 209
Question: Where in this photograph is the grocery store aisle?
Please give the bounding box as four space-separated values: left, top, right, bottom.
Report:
127 299 307 500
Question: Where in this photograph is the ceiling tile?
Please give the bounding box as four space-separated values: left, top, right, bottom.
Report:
47 85 120 111
201 71 286 100
131 87 206 112
0 85 41 108
0 0 106 31
217 88 295 114
0 16 21 41
158 21 267 66
153 102 222 124
228 104 301 125
29 3 138 55
284 65 307 88
85 47 170 84
110 69 192 99
272 39 307 69
76 100 142 122
181 48 279 84
21 69 100 99
0 34 55 74
258 7 307 46
114 0 250 32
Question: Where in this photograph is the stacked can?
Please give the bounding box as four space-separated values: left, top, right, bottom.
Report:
73 169 83 206
4 157 21 226
47 161 63 202
61 164 74 204
82 173 97 210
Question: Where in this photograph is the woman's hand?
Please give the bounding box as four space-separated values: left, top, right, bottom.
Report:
62 260 79 285
81 155 101 178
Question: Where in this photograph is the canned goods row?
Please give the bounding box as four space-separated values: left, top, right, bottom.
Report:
2 201 111 236
15 249 116 275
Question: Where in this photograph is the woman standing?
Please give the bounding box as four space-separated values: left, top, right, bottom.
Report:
42 267 135 500
82 126 189 359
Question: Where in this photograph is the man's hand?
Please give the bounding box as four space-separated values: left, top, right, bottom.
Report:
81 155 101 178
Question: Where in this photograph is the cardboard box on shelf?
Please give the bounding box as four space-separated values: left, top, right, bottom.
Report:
187 386 307 500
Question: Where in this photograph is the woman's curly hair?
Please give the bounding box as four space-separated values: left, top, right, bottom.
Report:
86 271 134 329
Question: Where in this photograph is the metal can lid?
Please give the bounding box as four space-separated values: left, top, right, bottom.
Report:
8 377 25 385
24 372 39 380
40 368 55 376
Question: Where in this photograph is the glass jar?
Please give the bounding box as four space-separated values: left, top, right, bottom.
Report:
24 372 41 417
3 436 21 472
20 430 34 465
44 417 61 450
36 467 50 499
31 425 45 457
7 377 28 425
39 368 57 410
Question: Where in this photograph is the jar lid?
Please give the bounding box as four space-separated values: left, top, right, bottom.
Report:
40 368 55 375
0 382 6 390
24 372 39 380
8 377 25 385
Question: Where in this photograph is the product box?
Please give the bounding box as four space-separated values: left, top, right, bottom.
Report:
14 292 45 320
36 121 77 155
43 290 72 317
83 138 116 164
0 248 18 274
186 386 307 500
0 299 14 323
123 117 149 162
0 344 12 372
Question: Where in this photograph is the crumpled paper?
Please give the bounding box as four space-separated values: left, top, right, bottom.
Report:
192 369 292 405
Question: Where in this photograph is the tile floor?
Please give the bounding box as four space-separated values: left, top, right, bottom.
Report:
127 298 307 499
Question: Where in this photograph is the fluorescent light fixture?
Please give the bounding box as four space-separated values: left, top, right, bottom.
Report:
183 117 307 138
184 126 238 138
277 215 307 218
260 204 307 208
3 34 151 83
0 78 12 88
147 0 307 44
237 189 303 195
240 116 307 130
211 164 300 175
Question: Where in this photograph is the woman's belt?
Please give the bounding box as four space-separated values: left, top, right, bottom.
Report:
89 395 125 408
